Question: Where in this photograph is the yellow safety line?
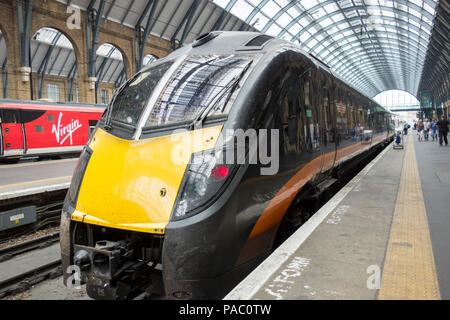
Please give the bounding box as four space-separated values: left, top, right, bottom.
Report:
0 158 77 170
0 175 72 189
378 134 440 300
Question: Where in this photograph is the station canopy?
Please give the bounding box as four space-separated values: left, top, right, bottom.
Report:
210 0 440 99
2 0 442 98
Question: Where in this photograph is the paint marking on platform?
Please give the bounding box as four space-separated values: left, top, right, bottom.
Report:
378 134 440 300
0 176 72 189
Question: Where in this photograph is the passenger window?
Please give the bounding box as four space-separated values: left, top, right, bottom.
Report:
2 110 18 123
46 114 54 122
35 125 44 132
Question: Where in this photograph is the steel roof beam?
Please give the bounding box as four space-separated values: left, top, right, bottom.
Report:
211 0 237 31
135 0 158 71
120 0 135 25
37 31 61 99
86 0 106 78
17 0 33 67
171 0 201 48
291 5 431 44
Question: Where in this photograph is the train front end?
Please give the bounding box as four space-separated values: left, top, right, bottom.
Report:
60 33 264 299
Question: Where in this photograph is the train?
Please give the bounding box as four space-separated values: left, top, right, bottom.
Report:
0 99 105 162
60 31 394 300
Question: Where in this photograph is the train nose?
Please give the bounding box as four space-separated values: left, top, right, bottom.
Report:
70 126 223 234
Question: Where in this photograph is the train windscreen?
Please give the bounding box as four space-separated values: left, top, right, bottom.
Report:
144 54 253 128
107 61 174 126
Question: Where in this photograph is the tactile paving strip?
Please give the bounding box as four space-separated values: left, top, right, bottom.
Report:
378 134 441 300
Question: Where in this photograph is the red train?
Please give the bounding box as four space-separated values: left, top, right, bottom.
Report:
0 99 105 162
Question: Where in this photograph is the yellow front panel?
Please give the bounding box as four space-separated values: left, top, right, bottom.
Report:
72 126 223 234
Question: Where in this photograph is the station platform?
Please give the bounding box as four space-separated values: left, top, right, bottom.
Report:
0 159 76 201
226 133 450 300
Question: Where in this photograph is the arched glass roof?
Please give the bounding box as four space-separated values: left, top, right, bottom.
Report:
211 0 439 98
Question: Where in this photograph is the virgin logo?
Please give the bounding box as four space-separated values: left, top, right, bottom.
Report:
51 112 82 145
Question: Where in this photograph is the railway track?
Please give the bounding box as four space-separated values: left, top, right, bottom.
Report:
0 232 60 262
0 233 62 299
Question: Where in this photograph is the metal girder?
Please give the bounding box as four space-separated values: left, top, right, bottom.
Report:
211 0 237 31
179 0 203 44
324 35 428 66
96 47 115 83
260 0 436 37
135 0 158 71
120 0 136 25
37 32 61 99
239 0 269 31
107 59 122 83
47 46 63 75
17 0 33 67
308 19 427 55
67 61 77 102
114 68 126 87
104 0 116 20
171 0 201 48
277 0 433 39
1 57 7 98
57 51 72 77
291 5 431 44
180 0 209 43
86 0 106 78
199 4 218 34
160 3 180 40
342 63 423 85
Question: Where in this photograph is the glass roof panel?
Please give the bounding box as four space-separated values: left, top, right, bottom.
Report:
211 0 439 97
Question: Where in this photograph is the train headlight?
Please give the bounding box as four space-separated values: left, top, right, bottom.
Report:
171 149 235 221
67 146 92 207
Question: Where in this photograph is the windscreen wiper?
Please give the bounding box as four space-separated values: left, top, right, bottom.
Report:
189 61 252 130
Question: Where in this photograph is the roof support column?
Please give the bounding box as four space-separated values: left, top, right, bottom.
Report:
16 0 33 100
134 0 158 72
1 58 7 98
85 0 106 97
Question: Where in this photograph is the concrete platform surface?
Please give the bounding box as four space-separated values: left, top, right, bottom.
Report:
0 159 76 200
226 134 448 300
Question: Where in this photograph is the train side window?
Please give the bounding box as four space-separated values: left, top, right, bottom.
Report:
35 125 44 133
2 110 18 123
46 114 54 122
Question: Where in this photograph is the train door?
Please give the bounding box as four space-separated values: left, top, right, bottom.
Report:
0 109 24 156
320 78 337 173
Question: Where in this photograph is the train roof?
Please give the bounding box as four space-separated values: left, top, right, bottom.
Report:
147 31 389 114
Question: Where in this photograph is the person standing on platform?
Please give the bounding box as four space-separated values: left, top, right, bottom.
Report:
430 118 438 141
423 118 430 141
437 115 449 146
417 119 424 141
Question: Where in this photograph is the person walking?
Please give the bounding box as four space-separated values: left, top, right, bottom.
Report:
430 118 438 141
417 119 424 141
437 115 449 146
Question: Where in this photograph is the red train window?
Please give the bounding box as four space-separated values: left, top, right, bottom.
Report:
46 114 54 122
35 125 44 132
